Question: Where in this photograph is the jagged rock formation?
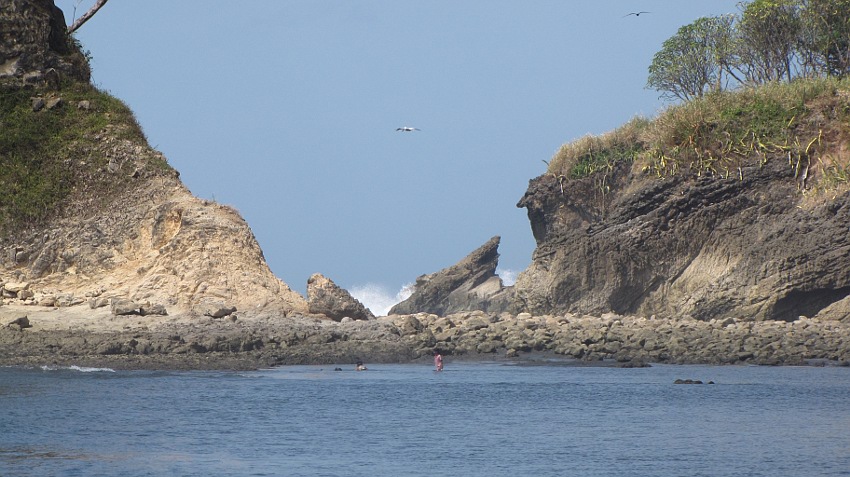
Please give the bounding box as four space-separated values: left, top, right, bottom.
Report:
389 236 513 316
306 273 374 321
0 0 90 84
514 112 850 322
0 1 308 317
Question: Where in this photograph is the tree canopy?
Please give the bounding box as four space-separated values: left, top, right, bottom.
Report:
648 0 850 100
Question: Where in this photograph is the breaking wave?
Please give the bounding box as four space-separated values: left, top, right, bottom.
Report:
40 365 115 373
497 268 518 286
349 282 415 316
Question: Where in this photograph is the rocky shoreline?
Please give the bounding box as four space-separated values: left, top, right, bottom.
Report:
2 305 849 370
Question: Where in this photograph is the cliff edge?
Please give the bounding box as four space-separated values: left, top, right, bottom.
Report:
514 81 850 322
0 1 308 316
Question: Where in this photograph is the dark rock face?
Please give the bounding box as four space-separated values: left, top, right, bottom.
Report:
0 0 90 84
389 236 514 316
514 158 850 322
307 273 374 321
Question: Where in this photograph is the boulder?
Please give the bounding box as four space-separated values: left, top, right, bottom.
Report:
199 302 236 318
111 298 141 316
3 282 29 294
389 236 514 316
2 312 30 330
54 294 84 307
45 97 61 110
89 297 110 309
141 303 168 316
306 273 374 321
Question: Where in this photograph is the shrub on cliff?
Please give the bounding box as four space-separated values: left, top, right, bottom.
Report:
0 82 169 234
548 77 850 197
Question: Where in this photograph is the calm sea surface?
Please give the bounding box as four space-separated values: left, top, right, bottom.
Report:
1 361 848 477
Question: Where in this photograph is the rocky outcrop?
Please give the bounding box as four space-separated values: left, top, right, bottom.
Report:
0 165 307 313
0 1 309 318
389 236 513 316
515 143 850 323
1 173 309 315
0 0 90 85
307 273 374 321
389 236 512 315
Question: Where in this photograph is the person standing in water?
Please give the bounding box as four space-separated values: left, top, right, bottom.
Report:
434 351 443 372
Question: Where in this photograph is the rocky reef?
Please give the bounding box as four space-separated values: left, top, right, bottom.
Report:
1 0 849 370
2 305 848 369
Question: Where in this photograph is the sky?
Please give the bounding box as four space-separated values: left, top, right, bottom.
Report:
55 0 742 315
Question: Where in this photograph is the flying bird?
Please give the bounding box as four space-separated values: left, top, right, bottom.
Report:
396 127 420 132
624 11 650 17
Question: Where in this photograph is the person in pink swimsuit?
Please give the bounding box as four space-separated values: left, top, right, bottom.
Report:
434 351 443 371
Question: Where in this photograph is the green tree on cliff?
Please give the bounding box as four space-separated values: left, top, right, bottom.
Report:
647 0 850 99
798 0 850 77
647 15 740 101
737 0 801 83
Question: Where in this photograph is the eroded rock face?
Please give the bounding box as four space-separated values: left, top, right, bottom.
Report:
389 236 514 316
0 0 90 84
0 177 310 315
514 158 850 322
0 1 309 317
307 273 374 321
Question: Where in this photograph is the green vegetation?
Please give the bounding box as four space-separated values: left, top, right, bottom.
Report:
0 81 160 232
641 78 848 181
548 77 850 192
648 0 850 101
549 117 650 179
550 0 850 197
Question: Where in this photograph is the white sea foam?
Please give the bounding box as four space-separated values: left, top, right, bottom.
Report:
352 271 518 317
349 282 414 316
40 365 115 373
497 268 518 286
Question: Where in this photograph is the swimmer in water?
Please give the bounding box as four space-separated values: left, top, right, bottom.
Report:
434 351 443 372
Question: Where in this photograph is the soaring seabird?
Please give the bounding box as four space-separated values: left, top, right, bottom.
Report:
396 127 420 132
624 11 650 17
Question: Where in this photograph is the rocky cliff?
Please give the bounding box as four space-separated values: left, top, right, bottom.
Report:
0 0 89 85
514 81 850 322
389 236 513 316
0 1 308 317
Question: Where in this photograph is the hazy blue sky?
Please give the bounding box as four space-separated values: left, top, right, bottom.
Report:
56 1 741 314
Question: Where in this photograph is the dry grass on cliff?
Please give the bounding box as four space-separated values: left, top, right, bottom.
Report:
548 77 850 193
548 117 650 180
0 81 170 234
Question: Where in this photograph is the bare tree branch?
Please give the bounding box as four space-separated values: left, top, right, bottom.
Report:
68 0 109 33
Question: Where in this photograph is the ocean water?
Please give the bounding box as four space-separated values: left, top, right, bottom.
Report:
1 362 849 477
